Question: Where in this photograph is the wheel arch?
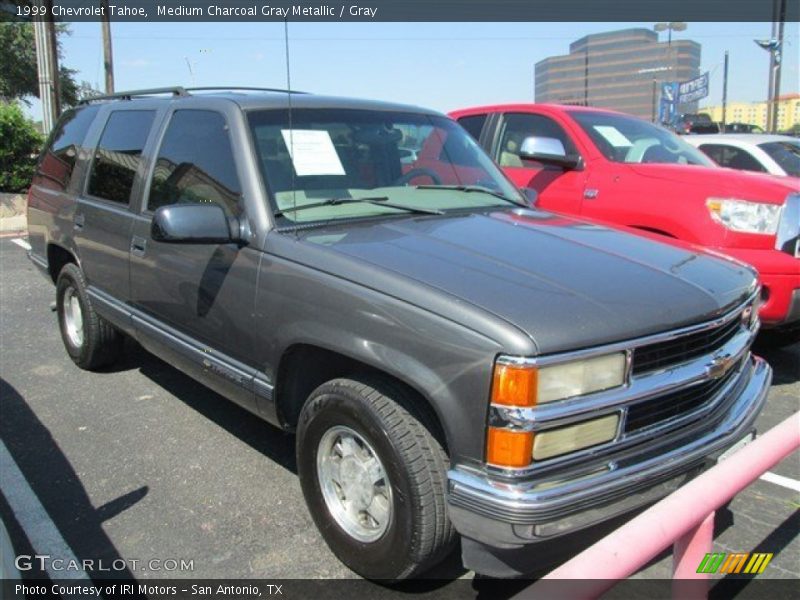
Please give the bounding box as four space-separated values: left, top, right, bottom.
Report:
46 243 80 283
274 343 451 454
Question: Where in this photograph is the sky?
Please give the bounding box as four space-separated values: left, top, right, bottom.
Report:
24 21 800 118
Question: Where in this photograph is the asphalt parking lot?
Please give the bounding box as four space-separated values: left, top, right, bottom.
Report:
0 235 797 595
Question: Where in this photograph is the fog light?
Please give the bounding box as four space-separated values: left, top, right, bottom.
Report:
486 427 534 468
533 414 619 461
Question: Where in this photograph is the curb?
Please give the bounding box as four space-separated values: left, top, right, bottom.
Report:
0 214 27 234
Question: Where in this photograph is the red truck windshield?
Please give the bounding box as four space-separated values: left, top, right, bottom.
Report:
568 111 715 167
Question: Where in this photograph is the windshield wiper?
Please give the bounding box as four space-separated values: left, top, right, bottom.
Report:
415 184 525 207
274 196 443 217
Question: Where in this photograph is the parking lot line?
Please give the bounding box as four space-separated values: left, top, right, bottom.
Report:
0 440 90 581
10 238 31 251
760 471 800 493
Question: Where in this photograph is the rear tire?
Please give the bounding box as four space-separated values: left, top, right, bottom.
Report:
296 376 455 581
56 263 122 370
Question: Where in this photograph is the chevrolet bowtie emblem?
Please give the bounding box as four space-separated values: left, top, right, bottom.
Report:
706 355 735 380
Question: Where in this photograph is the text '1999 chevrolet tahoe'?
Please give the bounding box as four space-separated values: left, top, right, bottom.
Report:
27 87 771 579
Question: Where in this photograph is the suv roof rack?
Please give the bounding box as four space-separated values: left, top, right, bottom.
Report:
79 86 189 104
185 86 307 95
79 86 307 105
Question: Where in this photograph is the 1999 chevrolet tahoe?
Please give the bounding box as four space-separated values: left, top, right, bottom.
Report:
27 87 771 579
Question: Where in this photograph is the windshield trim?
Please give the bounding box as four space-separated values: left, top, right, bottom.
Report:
272 202 524 233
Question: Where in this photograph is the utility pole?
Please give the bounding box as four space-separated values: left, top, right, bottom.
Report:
583 47 589 106
651 78 657 123
32 2 59 134
722 51 729 132
45 1 60 117
100 0 114 93
766 0 778 132
772 0 786 132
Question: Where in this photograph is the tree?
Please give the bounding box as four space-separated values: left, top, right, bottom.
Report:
0 101 43 192
77 80 101 102
0 18 80 108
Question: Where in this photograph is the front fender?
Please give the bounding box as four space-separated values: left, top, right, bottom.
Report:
256 254 505 466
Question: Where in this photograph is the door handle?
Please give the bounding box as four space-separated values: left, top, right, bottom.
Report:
74 213 85 230
131 235 147 257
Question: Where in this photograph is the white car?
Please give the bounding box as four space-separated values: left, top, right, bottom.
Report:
686 134 800 178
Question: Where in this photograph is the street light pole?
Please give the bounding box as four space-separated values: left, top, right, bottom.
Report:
722 51 729 132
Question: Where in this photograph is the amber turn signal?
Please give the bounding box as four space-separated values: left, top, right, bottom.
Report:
486 427 534 468
491 363 538 407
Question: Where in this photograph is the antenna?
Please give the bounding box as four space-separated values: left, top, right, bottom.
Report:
283 18 298 237
184 56 195 85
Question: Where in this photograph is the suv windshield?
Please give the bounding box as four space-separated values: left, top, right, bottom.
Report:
248 108 524 223
569 111 714 167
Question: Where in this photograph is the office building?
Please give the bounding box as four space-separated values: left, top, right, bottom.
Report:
535 28 702 119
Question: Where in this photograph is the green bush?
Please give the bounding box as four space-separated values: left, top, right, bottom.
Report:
0 101 43 192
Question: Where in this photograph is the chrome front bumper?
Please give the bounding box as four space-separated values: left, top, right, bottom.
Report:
447 355 771 548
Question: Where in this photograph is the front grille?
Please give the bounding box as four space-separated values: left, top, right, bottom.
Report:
632 316 742 375
624 364 740 433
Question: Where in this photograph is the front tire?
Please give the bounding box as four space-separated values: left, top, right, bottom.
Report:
56 263 122 370
296 377 455 580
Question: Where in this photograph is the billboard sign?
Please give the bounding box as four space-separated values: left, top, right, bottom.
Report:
677 72 710 104
659 82 680 124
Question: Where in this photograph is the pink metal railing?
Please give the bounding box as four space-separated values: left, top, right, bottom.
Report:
519 411 800 600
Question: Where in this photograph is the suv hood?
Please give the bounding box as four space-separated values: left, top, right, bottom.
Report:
625 163 796 203
300 209 757 354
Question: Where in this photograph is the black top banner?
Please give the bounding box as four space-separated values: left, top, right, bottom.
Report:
3 0 799 22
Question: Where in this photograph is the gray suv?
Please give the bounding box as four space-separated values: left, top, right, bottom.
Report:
27 87 771 579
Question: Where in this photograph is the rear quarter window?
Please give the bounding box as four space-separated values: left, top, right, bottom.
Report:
34 105 100 192
457 114 487 142
87 110 156 204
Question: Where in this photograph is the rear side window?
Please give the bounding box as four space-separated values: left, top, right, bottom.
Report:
87 110 155 204
457 114 487 142
148 110 242 215
35 105 99 192
699 144 766 173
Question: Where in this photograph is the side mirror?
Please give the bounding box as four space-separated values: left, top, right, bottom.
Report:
151 204 241 244
519 136 580 169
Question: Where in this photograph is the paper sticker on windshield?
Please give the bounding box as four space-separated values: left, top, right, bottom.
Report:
281 129 345 176
593 126 632 148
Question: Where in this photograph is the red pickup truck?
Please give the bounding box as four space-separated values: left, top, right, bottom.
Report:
450 104 800 341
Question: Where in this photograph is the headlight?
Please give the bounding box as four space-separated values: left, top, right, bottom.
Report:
491 352 627 407
706 198 783 235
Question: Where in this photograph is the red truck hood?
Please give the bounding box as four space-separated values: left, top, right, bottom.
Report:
625 163 798 204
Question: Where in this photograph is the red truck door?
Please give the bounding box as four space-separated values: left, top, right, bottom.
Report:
491 112 588 214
